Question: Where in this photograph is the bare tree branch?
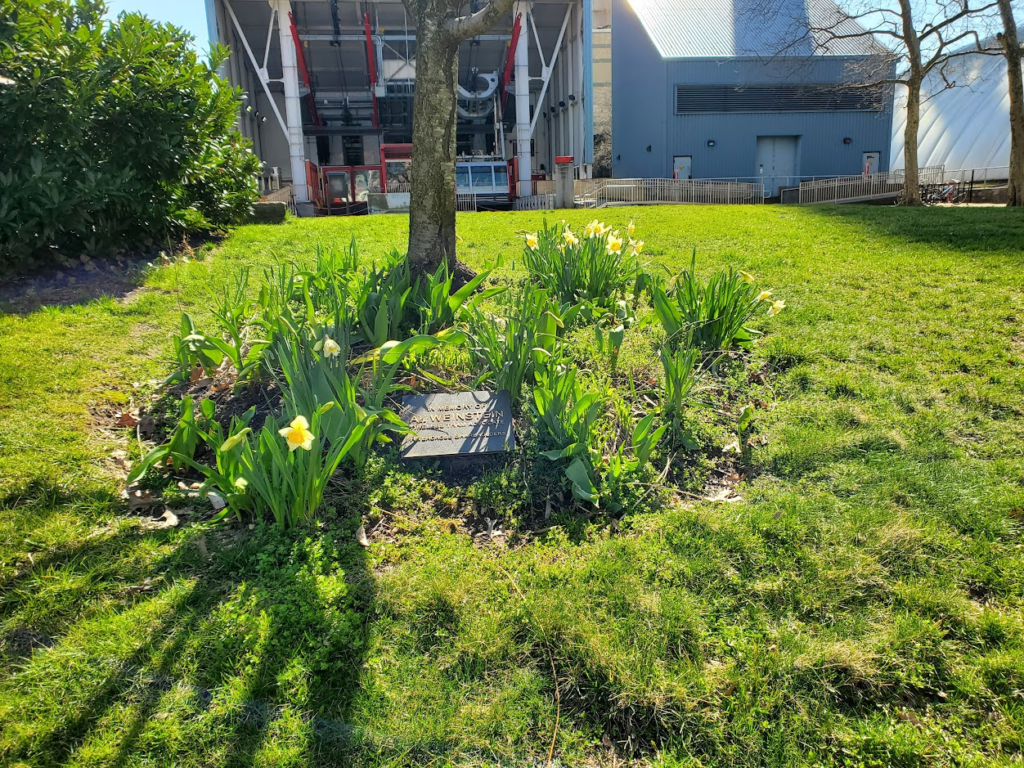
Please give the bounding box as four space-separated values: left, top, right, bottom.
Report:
448 0 516 40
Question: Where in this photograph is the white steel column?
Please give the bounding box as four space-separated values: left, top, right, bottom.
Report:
514 1 533 197
270 0 308 202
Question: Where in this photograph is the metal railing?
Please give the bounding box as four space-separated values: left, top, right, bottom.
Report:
514 194 556 211
942 166 1009 186
575 177 765 207
798 166 945 204
456 193 477 212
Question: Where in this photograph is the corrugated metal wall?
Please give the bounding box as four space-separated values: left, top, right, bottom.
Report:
612 0 894 185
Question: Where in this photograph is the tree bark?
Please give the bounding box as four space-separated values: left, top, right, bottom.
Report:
404 0 516 281
406 16 461 277
997 0 1024 207
902 74 924 205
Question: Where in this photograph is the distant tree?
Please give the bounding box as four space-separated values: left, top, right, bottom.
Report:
994 0 1024 206
759 0 997 204
404 0 516 280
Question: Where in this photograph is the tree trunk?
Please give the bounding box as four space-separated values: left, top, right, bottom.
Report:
902 75 924 206
406 18 464 279
997 0 1024 207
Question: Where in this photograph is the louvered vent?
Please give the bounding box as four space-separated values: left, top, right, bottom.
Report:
674 85 884 113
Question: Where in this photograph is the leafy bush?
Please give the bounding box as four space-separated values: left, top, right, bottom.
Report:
520 219 642 308
652 253 784 351
0 0 260 269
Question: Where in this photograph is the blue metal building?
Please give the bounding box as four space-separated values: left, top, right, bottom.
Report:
611 0 895 195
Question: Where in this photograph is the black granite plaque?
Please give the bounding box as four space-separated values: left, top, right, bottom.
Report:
399 390 515 459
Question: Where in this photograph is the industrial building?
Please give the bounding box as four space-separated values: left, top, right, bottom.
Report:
205 0 599 211
610 0 896 196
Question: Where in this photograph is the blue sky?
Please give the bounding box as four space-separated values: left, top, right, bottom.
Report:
105 0 209 47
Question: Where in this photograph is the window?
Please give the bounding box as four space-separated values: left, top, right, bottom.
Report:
494 164 509 189
455 166 470 191
353 169 380 201
471 165 494 190
674 84 885 114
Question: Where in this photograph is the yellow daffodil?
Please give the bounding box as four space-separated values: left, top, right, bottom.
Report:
629 239 644 256
563 229 579 247
525 232 539 249
607 234 624 254
757 290 772 302
767 299 786 317
739 271 756 284
234 477 248 490
313 338 323 353
278 415 315 452
627 220 636 236
322 336 341 359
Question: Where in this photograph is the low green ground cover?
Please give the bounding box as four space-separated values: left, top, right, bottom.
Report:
1 206 1023 766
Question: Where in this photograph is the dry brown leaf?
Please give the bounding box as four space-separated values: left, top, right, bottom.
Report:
115 411 139 428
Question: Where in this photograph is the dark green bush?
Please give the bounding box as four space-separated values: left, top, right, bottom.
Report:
0 0 260 270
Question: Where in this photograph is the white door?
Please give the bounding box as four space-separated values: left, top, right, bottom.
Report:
673 155 692 180
755 136 799 196
862 151 881 175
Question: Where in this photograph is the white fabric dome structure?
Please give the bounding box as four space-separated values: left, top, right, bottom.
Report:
891 47 1018 173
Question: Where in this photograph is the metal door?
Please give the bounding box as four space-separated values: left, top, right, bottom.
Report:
756 136 798 196
673 155 692 180
862 151 881 175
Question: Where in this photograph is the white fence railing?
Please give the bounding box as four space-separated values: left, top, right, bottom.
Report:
798 166 945 204
576 178 765 207
456 193 477 212
514 194 556 211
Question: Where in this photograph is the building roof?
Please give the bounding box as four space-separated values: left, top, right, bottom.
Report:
625 0 886 58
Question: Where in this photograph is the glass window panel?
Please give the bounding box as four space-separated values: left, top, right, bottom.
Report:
354 170 380 201
471 166 494 189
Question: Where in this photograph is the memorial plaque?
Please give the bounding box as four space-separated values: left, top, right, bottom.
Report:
399 390 515 459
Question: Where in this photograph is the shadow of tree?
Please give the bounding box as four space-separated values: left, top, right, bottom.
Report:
0 475 383 766
802 205 1024 255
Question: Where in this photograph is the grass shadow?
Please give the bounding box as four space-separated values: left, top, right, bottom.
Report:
802 205 1024 255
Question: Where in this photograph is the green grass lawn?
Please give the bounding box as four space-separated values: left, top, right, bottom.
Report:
2 206 1023 767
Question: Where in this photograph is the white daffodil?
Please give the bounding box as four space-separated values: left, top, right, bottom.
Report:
278 415 315 452
322 336 341 358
